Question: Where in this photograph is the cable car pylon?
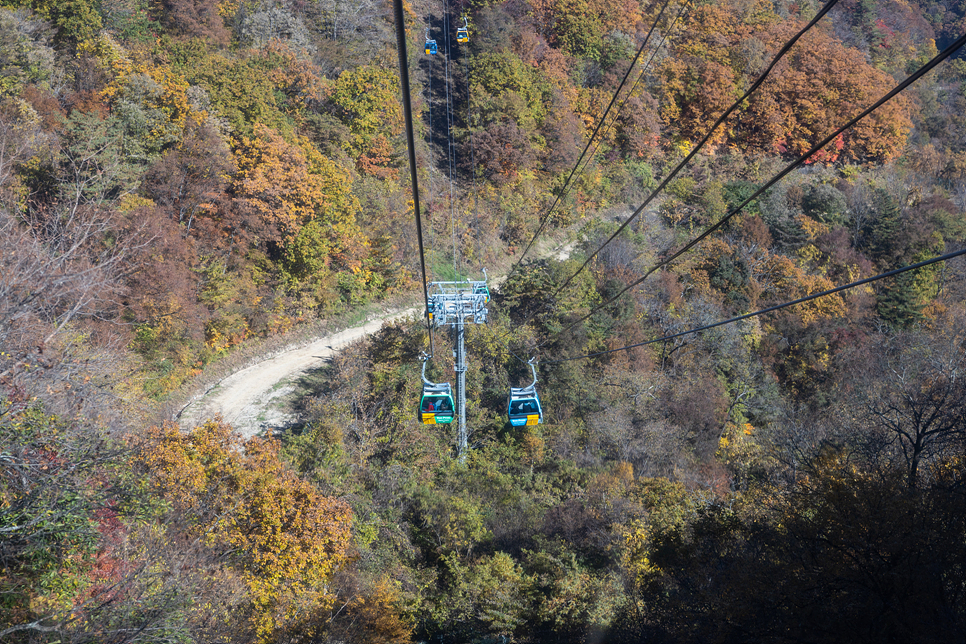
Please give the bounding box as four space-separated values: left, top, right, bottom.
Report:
424 270 489 461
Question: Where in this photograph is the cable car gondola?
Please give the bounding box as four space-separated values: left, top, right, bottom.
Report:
508 358 543 426
425 28 438 54
419 355 454 424
457 16 469 44
473 268 489 304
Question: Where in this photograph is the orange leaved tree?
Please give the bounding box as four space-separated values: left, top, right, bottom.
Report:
231 123 363 245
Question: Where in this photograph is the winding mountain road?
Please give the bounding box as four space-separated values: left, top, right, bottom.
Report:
178 309 418 438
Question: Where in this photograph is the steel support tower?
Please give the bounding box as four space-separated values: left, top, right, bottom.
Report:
426 271 489 460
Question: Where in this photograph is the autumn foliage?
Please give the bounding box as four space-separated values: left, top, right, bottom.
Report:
136 420 353 642
661 7 913 161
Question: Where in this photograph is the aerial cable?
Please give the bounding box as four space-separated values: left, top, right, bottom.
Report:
499 0 839 345
464 13 481 272
565 0 688 189
522 0 689 276
536 28 966 350
426 30 435 195
393 0 434 354
443 2 461 279
512 0 677 267
543 246 966 364
494 330 534 368
469 86 480 259
547 0 842 303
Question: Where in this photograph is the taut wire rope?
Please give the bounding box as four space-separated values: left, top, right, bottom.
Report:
512 0 678 268
392 0 434 354
543 247 966 363
499 0 841 347
547 0 843 302
535 29 966 351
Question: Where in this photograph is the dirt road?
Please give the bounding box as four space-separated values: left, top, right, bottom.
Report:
178 309 418 437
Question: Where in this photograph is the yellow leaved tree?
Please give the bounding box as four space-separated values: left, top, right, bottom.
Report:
231 124 367 272
331 64 404 178
136 420 353 642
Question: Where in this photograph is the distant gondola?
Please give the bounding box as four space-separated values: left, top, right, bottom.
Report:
457 16 469 43
473 281 489 304
508 359 543 426
425 28 438 55
419 355 454 424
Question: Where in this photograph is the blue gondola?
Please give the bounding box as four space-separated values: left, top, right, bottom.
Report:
508 359 543 426
419 355 453 424
425 28 438 55
457 16 469 43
